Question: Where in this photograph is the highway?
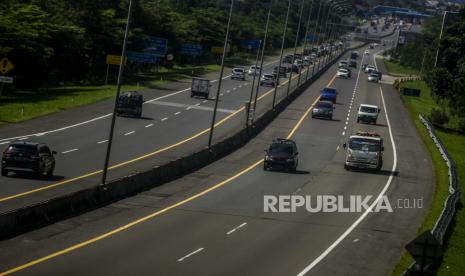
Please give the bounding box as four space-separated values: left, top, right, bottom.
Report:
0 29 434 276
0 46 337 212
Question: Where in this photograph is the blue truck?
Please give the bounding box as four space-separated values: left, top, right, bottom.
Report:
320 87 338 103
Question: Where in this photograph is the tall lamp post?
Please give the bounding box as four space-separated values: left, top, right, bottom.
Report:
207 0 235 149
286 0 306 96
101 0 134 185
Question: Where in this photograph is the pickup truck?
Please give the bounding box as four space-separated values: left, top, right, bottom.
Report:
320 87 338 103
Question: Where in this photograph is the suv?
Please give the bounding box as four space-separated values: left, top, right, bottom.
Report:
116 91 143 118
337 68 351 79
264 139 299 171
320 87 338 103
312 100 334 120
231 68 246 80
248 65 261 76
260 74 277 87
357 104 380 124
343 131 384 171
349 60 357 68
2 142 56 177
364 65 376 73
368 72 380 82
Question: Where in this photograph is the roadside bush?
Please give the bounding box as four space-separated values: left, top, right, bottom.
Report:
429 107 449 126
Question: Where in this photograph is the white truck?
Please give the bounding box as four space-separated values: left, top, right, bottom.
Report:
357 104 380 125
191 78 210 99
343 131 384 171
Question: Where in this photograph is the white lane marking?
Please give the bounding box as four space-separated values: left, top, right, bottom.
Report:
97 140 108 144
344 126 347 130
161 117 168 122
195 103 201 106
186 107 192 110
233 87 237 90
342 131 345 136
145 124 153 128
177 248 204 262
220 93 224 96
336 145 340 151
203 100 208 103
226 222 248 235
226 90 231 93
174 112 181 116
296 47 398 276
0 141 11 145
124 131 135 136
18 137 28 141
62 148 78 154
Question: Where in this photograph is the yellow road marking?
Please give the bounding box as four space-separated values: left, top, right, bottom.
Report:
0 66 339 275
0 64 316 203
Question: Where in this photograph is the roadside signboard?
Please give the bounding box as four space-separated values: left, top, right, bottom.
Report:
145 37 168 57
306 34 318 42
245 40 261 50
181 43 203 56
0 58 15 75
211 46 224 54
126 51 157 64
106 55 125 66
0 76 13 84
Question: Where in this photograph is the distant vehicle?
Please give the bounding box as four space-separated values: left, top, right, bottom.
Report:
231 68 246 81
362 64 368 70
191 78 210 99
372 70 382 80
364 50 370 55
343 131 384 171
349 60 357 68
260 74 277 87
2 142 56 177
283 55 294 64
248 65 261 75
116 91 143 117
293 59 304 68
337 68 351 79
302 59 312 67
273 66 287 78
364 65 376 73
320 87 338 103
368 72 380 82
357 104 380 124
350 51 359 59
312 100 334 120
369 44 374 49
338 61 348 68
264 138 299 171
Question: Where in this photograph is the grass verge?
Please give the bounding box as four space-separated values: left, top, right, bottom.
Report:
389 79 465 275
384 59 420 76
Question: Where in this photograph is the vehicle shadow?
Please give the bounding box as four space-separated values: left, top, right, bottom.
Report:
348 169 399 176
269 169 310 175
7 173 65 182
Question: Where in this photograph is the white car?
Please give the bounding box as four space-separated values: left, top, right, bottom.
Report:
368 73 380 82
231 68 246 81
365 65 376 73
248 65 261 76
260 74 277 87
338 61 348 68
364 50 370 55
337 68 351 79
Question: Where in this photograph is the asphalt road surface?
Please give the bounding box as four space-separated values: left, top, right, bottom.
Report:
0 29 434 276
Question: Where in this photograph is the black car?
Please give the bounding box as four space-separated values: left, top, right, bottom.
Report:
372 70 382 80
2 142 56 177
273 66 287 78
311 100 334 120
349 60 357 68
264 139 299 171
116 91 143 118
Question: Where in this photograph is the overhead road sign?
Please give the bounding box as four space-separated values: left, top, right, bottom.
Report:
0 58 15 75
145 37 168 57
181 43 203 56
244 40 261 50
126 51 157 64
0 76 13 84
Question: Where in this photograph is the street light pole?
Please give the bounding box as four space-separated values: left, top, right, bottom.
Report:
310 0 323 77
247 39 262 125
251 0 274 122
286 0 305 96
207 0 234 149
434 11 448 68
101 0 134 185
298 0 315 85
272 0 292 109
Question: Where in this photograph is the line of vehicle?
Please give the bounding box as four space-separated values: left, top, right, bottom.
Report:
0 60 334 275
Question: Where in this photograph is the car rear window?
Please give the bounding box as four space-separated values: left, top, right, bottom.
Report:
269 144 293 154
360 106 378 113
316 102 332 108
6 144 38 154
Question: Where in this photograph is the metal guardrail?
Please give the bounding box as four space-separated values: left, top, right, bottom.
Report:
419 114 461 244
404 115 461 275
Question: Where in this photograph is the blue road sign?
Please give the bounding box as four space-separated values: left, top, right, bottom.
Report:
306 34 318 42
245 39 261 49
145 37 168 57
126 51 157 64
181 43 203 56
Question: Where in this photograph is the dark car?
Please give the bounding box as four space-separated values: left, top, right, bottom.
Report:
2 142 56 177
116 91 143 118
264 139 299 171
312 100 334 120
273 66 287 78
372 70 382 80
349 60 357 68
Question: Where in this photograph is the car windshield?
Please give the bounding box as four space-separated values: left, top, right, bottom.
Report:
316 102 332 109
269 144 293 155
6 144 38 154
349 138 381 151
233 69 244 73
360 106 378 113
370 74 378 77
